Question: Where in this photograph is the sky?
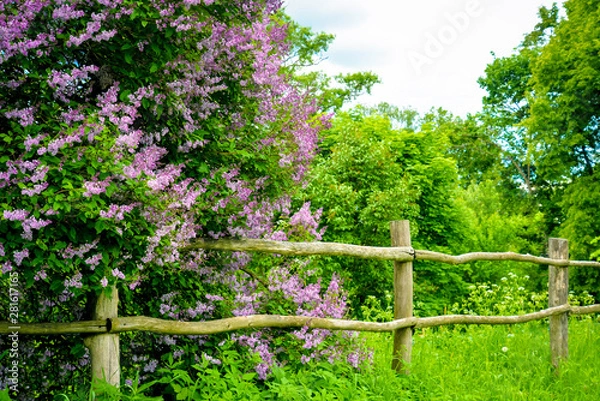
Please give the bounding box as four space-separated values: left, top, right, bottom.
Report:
283 0 563 118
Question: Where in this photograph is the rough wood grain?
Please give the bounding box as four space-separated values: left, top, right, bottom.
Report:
83 286 120 388
390 221 412 374
3 304 592 336
183 238 600 267
548 238 569 371
183 238 415 261
109 305 573 334
570 304 600 315
0 320 107 335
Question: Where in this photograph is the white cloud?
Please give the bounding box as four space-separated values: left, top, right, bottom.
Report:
283 0 563 117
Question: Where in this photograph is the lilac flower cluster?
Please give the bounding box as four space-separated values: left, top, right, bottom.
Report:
83 178 111 197
99 203 137 221
4 107 36 127
3 209 52 241
48 66 99 102
62 240 99 259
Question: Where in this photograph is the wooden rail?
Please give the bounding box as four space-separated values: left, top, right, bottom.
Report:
3 304 600 336
182 238 600 268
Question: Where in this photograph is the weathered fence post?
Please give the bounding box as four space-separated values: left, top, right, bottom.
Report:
548 238 569 371
84 285 120 388
390 220 413 374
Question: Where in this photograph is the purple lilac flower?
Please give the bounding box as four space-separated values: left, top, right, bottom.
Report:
255 363 269 380
99 203 137 221
100 276 108 287
3 209 29 221
159 304 171 316
83 179 111 197
64 272 83 289
143 359 158 373
2 262 12 274
23 134 47 152
34 269 47 281
47 66 99 102
52 4 86 21
84 253 103 269
4 107 35 127
62 240 98 259
202 353 222 365
111 268 125 280
21 216 52 240
347 352 360 368
13 249 29 266
22 182 49 196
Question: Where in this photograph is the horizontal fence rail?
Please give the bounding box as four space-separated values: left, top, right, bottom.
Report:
182 238 600 268
3 304 600 336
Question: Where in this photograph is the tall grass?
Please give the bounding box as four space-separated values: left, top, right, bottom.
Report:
362 319 600 400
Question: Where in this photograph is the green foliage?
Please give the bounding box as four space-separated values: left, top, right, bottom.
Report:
452 180 547 287
474 0 600 266
51 375 162 401
360 293 394 323
299 106 469 316
526 0 600 182
155 351 263 400
452 272 548 316
278 13 380 112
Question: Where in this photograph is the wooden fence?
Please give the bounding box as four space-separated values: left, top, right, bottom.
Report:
2 220 600 388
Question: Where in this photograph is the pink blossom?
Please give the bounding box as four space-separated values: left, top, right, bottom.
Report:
1 262 12 274
14 249 29 266
112 268 125 280
22 182 49 196
83 179 111 197
84 253 103 269
4 107 35 127
3 209 29 221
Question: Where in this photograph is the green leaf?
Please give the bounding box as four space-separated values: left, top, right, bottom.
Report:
124 52 133 64
119 89 132 102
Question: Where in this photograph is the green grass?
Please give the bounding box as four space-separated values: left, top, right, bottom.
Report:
361 318 600 400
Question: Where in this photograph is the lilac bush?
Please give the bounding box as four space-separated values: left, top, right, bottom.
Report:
0 0 366 397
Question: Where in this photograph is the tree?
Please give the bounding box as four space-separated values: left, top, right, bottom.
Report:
0 1 363 397
299 106 467 316
469 4 561 224
278 13 381 112
472 0 600 296
525 0 600 262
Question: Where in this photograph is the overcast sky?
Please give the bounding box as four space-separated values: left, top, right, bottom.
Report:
283 0 563 118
